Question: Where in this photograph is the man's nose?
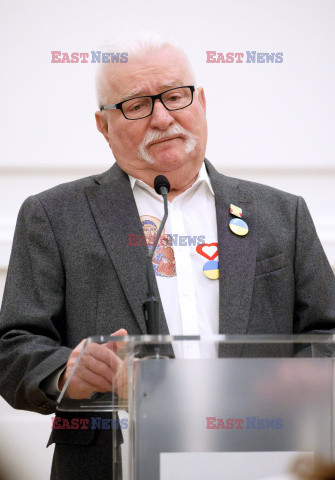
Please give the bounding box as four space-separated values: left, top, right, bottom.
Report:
149 99 174 129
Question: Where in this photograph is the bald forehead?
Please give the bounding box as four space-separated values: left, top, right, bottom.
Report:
103 46 195 103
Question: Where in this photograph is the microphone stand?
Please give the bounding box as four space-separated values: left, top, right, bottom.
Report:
143 192 168 337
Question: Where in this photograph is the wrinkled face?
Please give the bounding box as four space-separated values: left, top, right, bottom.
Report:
96 47 207 177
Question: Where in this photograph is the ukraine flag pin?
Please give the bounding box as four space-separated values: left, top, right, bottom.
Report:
229 218 249 236
203 260 219 279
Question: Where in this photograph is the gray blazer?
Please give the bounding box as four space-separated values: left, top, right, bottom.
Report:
0 159 334 479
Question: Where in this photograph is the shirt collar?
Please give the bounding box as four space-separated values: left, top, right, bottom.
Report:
128 161 214 196
196 161 215 195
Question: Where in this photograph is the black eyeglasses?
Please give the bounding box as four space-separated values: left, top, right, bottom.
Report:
100 86 195 120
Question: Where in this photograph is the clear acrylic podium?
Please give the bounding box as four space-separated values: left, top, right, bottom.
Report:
56 335 335 480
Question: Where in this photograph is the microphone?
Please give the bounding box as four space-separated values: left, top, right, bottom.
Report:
143 175 170 335
154 175 170 196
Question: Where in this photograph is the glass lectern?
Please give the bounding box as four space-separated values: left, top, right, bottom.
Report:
56 335 335 480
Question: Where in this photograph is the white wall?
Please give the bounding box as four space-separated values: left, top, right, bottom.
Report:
0 0 334 478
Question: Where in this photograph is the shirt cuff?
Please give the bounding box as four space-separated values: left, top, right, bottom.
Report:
43 364 67 396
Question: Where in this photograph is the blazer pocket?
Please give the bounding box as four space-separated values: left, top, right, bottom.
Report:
255 253 286 276
47 427 95 447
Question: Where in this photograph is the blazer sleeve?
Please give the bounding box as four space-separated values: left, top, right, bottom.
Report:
0 195 72 414
294 196 335 333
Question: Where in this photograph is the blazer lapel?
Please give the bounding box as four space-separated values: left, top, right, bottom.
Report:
205 160 258 335
85 163 169 335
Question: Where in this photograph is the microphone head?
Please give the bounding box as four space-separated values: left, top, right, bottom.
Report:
154 175 170 195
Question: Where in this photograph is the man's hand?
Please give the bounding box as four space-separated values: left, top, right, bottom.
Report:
58 329 128 400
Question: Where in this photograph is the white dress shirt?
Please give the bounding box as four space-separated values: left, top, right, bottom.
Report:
129 162 219 358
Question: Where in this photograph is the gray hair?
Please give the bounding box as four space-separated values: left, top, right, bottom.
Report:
95 31 195 107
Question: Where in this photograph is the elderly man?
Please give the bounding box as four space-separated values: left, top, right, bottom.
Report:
0 32 335 480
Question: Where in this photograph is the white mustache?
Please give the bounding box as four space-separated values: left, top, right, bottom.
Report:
142 124 189 146
138 124 197 164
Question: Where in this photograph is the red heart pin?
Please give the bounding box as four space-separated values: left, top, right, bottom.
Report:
196 243 219 260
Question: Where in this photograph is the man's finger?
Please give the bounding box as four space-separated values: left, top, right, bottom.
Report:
76 366 114 393
107 328 128 353
81 349 122 384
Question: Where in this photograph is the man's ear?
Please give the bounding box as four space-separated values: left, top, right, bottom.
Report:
95 111 110 143
197 87 206 113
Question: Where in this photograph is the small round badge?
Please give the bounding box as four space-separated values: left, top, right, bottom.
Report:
203 260 219 279
229 218 249 236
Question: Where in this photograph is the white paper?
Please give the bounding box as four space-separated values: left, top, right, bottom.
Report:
160 451 313 480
